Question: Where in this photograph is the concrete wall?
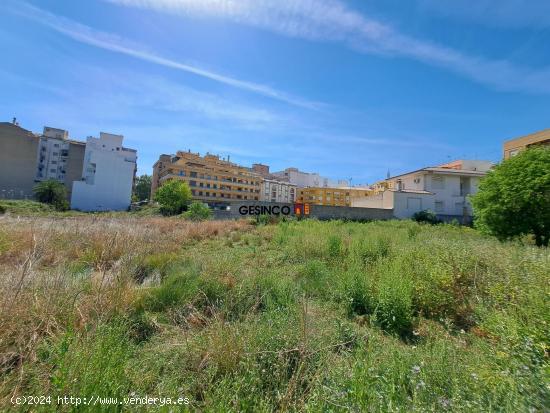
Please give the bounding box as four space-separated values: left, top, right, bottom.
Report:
218 201 393 221
0 122 39 199
352 191 435 219
309 204 393 221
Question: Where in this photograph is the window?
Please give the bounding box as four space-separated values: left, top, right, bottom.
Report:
190 171 197 177
52 152 58 156
432 176 445 190
435 201 444 213
189 180 197 187
407 197 422 210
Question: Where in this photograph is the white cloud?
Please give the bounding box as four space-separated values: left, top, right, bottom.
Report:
106 0 550 94
3 1 321 109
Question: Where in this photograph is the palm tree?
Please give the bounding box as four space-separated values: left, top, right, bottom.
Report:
33 180 69 210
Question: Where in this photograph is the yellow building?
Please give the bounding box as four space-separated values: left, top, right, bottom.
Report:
503 129 550 159
151 151 262 206
297 186 372 207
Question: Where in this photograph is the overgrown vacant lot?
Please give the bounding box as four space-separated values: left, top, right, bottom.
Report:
0 215 548 412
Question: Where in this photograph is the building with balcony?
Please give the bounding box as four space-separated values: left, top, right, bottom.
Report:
0 121 85 200
35 126 85 199
352 160 493 219
503 129 550 159
71 132 137 211
261 179 297 203
151 151 262 208
298 186 372 207
250 163 297 203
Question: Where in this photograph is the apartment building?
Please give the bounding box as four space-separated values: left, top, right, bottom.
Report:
272 167 346 188
71 132 137 211
298 186 372 207
152 151 262 207
36 127 85 199
503 129 550 159
261 179 297 203
0 121 85 200
250 163 297 203
353 160 492 218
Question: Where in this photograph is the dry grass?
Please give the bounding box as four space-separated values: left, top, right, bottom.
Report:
0 215 251 402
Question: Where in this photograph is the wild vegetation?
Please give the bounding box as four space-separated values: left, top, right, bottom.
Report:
32 180 69 211
153 180 192 216
0 212 548 412
471 147 550 247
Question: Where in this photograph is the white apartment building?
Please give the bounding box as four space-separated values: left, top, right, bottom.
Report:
260 178 297 203
71 132 137 211
352 160 493 219
272 167 346 188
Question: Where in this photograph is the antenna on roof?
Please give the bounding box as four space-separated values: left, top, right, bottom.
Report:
387 169 390 179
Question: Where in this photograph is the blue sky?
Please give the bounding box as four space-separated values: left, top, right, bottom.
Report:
1 0 549 183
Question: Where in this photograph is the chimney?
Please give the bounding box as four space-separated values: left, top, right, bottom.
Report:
12 117 17 125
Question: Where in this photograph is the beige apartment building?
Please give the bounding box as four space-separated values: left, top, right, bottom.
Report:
297 186 372 207
152 151 262 207
503 129 550 159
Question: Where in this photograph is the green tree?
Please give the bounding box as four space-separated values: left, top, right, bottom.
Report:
134 174 152 202
470 147 550 247
153 180 192 216
183 201 212 221
33 180 69 211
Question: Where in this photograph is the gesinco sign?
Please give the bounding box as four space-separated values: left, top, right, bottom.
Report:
236 203 310 216
238 204 292 216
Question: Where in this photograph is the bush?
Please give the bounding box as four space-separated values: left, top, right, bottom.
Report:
412 210 440 225
183 201 211 221
32 180 69 211
153 180 191 216
0 204 5 214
